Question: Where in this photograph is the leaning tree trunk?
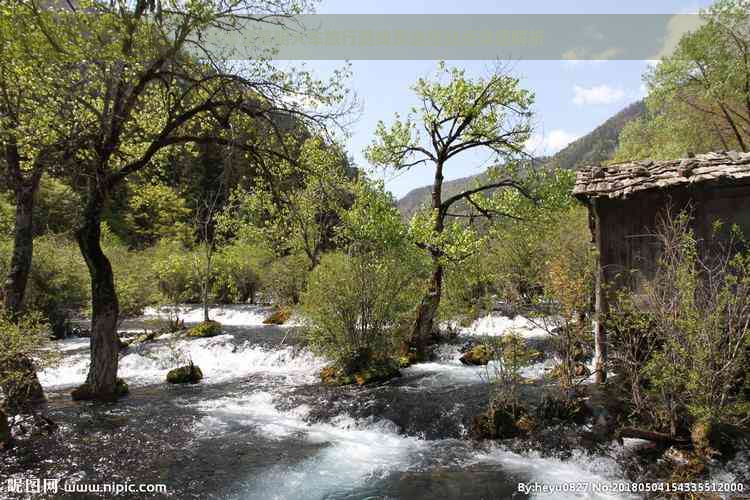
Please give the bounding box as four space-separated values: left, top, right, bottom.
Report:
1 173 47 416
408 260 444 361
74 195 120 401
408 161 446 362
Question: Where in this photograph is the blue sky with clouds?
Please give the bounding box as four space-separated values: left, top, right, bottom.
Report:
304 0 713 198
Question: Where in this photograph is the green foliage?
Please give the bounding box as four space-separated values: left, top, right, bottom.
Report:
7 235 89 338
614 0 750 161
265 252 312 306
640 213 750 430
0 312 59 392
151 239 201 306
213 240 273 304
186 320 222 338
365 61 534 170
103 239 159 319
219 136 353 269
302 181 426 368
123 183 191 248
33 177 81 236
486 333 539 417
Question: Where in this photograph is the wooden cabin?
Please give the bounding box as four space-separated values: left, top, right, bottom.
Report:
573 151 750 382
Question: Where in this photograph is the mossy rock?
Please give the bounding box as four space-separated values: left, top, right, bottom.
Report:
471 402 523 440
397 356 412 369
0 409 11 450
263 306 293 325
166 364 204 384
459 344 492 366
186 320 222 338
71 378 129 402
320 361 401 386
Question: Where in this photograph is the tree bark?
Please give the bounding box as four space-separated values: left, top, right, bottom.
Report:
408 161 445 361
1 157 47 416
75 194 120 400
3 174 40 315
409 261 443 360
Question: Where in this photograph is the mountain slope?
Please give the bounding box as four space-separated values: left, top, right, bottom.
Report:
396 100 646 218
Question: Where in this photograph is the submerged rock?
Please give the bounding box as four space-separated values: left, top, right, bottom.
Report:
186 320 222 338
166 364 204 384
459 344 492 366
71 378 129 402
263 306 292 325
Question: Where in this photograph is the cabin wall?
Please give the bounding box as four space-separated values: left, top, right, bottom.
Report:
594 182 750 290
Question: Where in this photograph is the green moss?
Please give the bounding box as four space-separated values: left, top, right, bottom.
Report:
186 320 222 338
319 360 401 386
166 364 203 384
459 344 493 366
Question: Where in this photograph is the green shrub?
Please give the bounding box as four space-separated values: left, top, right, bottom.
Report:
213 240 272 304
151 239 202 305
0 312 59 414
22 235 89 338
639 214 750 434
186 320 222 338
303 250 422 369
264 252 310 305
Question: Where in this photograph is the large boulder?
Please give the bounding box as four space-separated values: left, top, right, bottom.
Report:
459 344 492 366
166 364 204 384
186 320 222 338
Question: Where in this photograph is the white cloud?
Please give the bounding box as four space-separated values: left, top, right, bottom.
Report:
527 129 580 155
573 84 626 105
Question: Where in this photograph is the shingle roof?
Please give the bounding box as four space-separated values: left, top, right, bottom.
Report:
573 151 750 200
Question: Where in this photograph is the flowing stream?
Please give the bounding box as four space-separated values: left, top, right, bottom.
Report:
2 306 744 499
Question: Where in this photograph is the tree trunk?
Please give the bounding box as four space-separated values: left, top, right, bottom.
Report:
75 196 120 401
408 161 446 361
1 169 47 416
4 176 40 315
408 260 444 361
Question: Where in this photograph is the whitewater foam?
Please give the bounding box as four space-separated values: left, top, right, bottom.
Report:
39 334 326 390
142 304 301 327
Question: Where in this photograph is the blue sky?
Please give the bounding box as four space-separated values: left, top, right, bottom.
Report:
304 0 714 199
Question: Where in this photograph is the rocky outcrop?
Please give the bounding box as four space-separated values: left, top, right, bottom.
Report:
186 320 222 338
166 364 204 384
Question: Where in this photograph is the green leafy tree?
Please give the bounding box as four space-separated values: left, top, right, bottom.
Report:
16 0 351 400
366 62 534 360
124 183 191 248
615 0 750 160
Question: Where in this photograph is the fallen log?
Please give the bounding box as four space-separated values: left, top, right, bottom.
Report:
617 427 690 445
